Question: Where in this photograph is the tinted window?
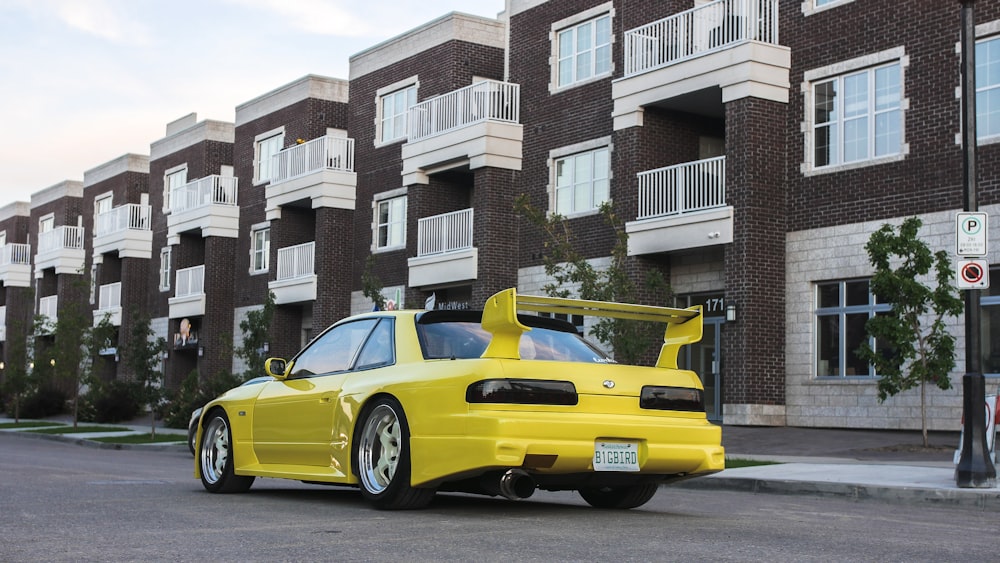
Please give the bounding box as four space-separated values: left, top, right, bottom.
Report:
417 319 612 363
355 318 394 370
290 318 378 378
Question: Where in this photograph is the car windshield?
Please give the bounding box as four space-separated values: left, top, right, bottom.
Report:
416 314 614 363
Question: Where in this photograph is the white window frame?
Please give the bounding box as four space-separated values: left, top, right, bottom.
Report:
39 214 54 233
801 47 909 176
250 225 270 274
976 30 1000 145
89 264 97 305
254 127 285 185
0 230 7 247
159 247 171 292
801 0 855 17
375 77 418 146
164 164 188 213
550 3 614 93
95 192 113 217
372 189 407 252
547 137 612 218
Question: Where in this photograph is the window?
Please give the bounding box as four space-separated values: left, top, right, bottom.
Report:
254 129 285 184
983 266 1000 376
289 318 379 377
802 0 855 15
39 215 54 233
554 147 610 215
164 165 187 212
355 319 395 370
379 84 417 144
0 231 6 247
159 247 171 291
95 194 112 216
555 12 612 89
250 227 270 274
375 196 406 250
812 63 902 168
815 280 890 377
977 36 1000 141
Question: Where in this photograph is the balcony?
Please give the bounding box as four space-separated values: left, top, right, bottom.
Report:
168 265 205 318
408 208 477 288
0 243 32 287
166 175 239 245
401 80 523 185
35 226 85 275
93 203 153 260
612 0 789 129
265 136 358 221
625 156 734 255
94 282 122 326
268 242 316 304
39 294 57 334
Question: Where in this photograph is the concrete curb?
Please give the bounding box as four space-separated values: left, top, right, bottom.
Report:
677 474 1000 512
1 426 189 452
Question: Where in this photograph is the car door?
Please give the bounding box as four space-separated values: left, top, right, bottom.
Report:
252 318 379 469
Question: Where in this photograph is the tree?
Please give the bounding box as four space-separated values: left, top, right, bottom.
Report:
236 291 275 380
121 310 167 438
74 313 118 428
0 317 41 423
49 297 91 428
857 217 964 447
514 195 672 365
361 255 387 311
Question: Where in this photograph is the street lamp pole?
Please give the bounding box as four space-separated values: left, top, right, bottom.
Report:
955 0 996 488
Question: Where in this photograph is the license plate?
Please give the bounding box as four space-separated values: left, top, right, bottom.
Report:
593 441 639 471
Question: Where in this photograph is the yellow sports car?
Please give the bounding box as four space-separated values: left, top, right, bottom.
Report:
195 288 724 510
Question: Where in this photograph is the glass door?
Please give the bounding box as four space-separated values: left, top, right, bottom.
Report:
680 293 725 422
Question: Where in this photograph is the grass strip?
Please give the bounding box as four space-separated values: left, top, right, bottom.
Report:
92 433 186 445
0 421 66 429
28 425 130 434
725 458 779 468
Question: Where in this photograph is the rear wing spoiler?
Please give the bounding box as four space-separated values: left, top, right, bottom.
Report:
481 288 702 369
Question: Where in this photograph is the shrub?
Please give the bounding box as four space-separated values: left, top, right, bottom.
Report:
19 385 69 419
81 380 142 423
162 370 242 429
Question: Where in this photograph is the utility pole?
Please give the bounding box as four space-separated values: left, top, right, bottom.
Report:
955 0 996 488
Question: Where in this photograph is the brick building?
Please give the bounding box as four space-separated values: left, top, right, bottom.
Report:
3 0 1000 432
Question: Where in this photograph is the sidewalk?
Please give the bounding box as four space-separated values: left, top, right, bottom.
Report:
0 414 187 451
3 416 998 510
676 425 1000 512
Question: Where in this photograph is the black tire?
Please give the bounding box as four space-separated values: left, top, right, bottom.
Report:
578 483 659 509
187 423 197 456
354 397 435 510
199 410 254 493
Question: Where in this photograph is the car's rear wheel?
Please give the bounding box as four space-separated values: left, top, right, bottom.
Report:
355 397 435 510
199 410 254 493
578 483 659 509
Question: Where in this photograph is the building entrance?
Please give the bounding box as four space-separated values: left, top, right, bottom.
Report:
679 293 725 422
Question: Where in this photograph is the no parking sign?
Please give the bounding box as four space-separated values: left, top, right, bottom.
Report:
957 259 990 289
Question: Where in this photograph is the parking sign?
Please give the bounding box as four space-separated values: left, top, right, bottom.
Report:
956 212 988 257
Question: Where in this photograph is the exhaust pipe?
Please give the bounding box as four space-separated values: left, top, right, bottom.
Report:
498 469 535 500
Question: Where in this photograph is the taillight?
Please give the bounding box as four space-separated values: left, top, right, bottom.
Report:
640 386 705 412
467 379 578 405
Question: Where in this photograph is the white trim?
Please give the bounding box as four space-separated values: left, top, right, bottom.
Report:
374 76 419 147
549 3 615 94
371 194 408 252
800 47 909 176
801 0 855 17
253 127 286 186
546 136 613 217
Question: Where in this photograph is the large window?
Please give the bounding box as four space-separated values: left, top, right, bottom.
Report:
164 165 187 212
254 130 284 184
554 147 610 216
815 279 890 377
977 36 1000 141
379 85 417 144
983 266 1000 376
250 227 270 274
375 196 406 251
555 13 612 89
812 62 902 168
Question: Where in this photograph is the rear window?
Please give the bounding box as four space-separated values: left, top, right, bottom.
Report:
416 316 614 363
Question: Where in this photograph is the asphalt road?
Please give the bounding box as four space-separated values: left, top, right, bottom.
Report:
1 434 996 562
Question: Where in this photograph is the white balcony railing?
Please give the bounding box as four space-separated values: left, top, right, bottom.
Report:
417 208 474 257
276 242 315 281
175 265 205 298
170 176 238 213
95 204 151 237
97 282 122 311
637 156 726 220
624 0 779 76
0 305 5 341
1 243 31 265
38 226 85 254
39 295 58 324
271 136 355 184
407 80 520 142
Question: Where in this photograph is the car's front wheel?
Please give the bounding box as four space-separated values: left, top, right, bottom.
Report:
199 410 254 493
578 483 659 509
354 397 435 510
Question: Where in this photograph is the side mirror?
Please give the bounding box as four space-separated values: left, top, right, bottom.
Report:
264 357 288 379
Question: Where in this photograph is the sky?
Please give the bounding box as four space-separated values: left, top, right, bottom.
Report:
0 0 505 207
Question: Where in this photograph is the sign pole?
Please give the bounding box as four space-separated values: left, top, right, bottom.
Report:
955 0 996 488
